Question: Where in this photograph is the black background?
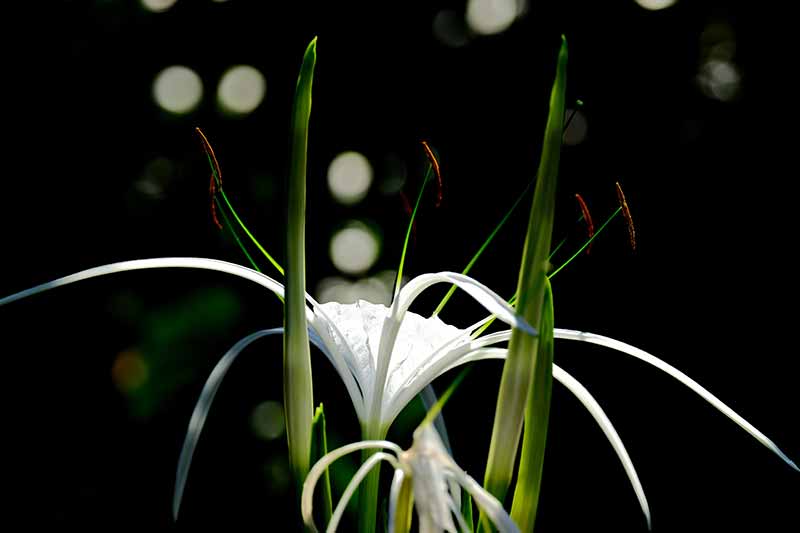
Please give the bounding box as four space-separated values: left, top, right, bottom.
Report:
5 1 797 531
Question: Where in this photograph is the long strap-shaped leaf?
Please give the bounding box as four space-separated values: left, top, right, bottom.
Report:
510 278 555 531
284 37 317 490
482 36 568 519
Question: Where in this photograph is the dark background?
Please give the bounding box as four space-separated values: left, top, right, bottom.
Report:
5 1 797 531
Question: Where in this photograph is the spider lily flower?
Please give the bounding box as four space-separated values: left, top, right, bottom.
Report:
169 264 796 527
302 423 520 533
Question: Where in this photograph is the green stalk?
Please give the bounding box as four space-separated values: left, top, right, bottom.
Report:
310 404 333 526
284 37 317 495
480 36 567 527
358 427 385 533
357 160 433 533
510 278 554 530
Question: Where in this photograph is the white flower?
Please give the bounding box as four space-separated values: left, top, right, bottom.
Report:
301 423 520 533
3 257 795 526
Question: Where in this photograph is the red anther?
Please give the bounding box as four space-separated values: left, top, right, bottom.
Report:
196 127 223 230
575 193 594 255
615 181 636 251
421 140 443 208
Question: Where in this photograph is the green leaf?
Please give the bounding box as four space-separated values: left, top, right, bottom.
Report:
310 404 333 526
510 278 554 530
481 35 567 521
284 36 317 491
462 489 475 532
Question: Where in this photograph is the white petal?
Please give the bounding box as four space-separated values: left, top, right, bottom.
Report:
407 426 459 533
308 304 368 421
312 300 386 403
365 272 535 434
553 364 651 529
302 440 403 531
327 452 400 533
173 327 363 521
382 328 511 427
173 328 283 520
450 467 520 533
555 328 799 472
398 272 537 337
388 469 406 533
0 257 286 306
384 310 469 408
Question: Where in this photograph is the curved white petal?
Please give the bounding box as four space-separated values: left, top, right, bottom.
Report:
366 272 536 434
426 344 651 527
327 452 400 533
0 258 286 307
553 365 651 530
307 304 368 421
446 493 471 533
387 469 407 533
302 440 403 531
555 328 799 472
450 466 520 533
407 426 459 533
173 328 282 520
382 327 512 426
173 327 363 521
398 272 537 337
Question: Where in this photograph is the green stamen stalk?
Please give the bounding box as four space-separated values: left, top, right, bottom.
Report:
394 166 433 297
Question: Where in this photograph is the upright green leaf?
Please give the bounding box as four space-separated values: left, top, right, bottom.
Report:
284 36 317 491
510 278 554 530
481 36 567 524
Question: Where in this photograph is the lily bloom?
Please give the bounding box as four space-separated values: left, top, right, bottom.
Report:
301 423 520 533
3 255 795 527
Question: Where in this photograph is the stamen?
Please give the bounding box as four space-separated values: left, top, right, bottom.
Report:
399 191 417 244
421 140 443 207
575 193 594 255
196 127 223 230
615 181 636 251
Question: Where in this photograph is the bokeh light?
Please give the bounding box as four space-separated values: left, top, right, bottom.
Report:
217 65 267 115
327 151 373 205
250 401 285 441
378 154 407 195
465 0 520 36
135 156 175 199
563 108 588 146
263 457 291 494
152 66 203 114
634 0 677 10
316 275 392 305
697 59 740 102
433 10 471 47
140 0 177 13
111 349 149 393
329 221 380 275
